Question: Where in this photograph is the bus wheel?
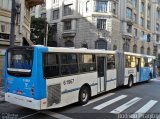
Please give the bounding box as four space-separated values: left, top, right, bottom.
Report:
128 76 133 88
79 86 90 105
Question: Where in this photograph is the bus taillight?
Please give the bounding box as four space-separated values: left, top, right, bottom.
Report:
31 86 34 96
16 90 22 95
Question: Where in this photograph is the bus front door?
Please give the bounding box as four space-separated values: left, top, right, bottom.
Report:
97 57 106 93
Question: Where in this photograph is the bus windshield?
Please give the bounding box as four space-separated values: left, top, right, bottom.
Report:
7 48 34 77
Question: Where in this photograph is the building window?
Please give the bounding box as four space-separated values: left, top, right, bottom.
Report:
157 8 160 18
140 17 144 27
64 4 73 16
133 13 137 23
97 19 106 29
147 20 150 29
140 46 144 54
132 0 137 8
123 42 130 52
65 40 74 47
134 28 137 37
133 44 137 53
64 20 72 30
86 1 90 12
95 39 107 50
113 2 117 15
0 33 9 40
147 47 150 55
156 35 160 42
127 24 132 33
153 46 157 56
126 7 132 19
41 13 46 18
141 2 144 13
81 43 88 48
1 25 5 32
147 5 151 17
96 0 108 12
53 0 58 4
113 45 117 50
53 9 59 20
156 23 160 31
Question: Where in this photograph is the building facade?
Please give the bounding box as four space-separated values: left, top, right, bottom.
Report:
0 0 44 86
46 0 160 56
31 3 46 18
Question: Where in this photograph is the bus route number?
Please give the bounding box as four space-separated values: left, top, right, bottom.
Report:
63 79 74 85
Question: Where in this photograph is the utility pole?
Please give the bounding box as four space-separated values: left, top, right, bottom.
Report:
10 0 16 47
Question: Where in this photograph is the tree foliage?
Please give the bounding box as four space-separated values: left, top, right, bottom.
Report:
30 17 46 45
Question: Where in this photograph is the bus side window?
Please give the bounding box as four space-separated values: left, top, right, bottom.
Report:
61 53 78 75
79 54 96 73
107 54 115 70
43 53 59 78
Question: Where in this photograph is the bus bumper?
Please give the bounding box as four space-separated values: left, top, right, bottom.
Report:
5 93 41 110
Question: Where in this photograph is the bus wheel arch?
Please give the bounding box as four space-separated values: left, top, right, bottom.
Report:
78 84 91 105
128 75 133 88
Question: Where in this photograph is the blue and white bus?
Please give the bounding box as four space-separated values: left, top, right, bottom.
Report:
4 46 156 110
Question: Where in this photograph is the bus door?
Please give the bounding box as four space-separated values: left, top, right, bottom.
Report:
97 57 106 93
136 58 141 82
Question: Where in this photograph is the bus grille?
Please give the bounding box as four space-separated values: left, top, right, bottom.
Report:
47 84 61 107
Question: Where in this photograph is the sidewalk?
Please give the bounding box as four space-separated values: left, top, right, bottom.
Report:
0 87 5 102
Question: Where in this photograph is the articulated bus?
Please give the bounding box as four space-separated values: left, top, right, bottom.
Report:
4 46 156 110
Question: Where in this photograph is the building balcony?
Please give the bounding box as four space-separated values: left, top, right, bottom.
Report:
122 32 133 39
126 18 134 25
62 30 76 37
25 0 44 8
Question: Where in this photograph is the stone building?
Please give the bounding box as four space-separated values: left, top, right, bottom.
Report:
45 0 160 56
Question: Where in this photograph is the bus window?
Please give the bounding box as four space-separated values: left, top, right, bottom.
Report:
141 58 145 67
43 53 59 78
79 54 96 73
131 56 136 68
125 55 136 68
107 54 115 69
7 48 33 77
61 53 78 75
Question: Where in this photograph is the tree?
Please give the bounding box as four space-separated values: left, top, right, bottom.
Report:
30 17 47 45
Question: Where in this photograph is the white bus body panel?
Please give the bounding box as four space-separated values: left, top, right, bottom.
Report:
5 93 41 110
124 68 137 85
106 69 117 91
46 72 97 109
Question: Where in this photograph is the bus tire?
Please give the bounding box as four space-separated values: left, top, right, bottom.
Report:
79 86 90 105
147 73 152 83
128 76 133 88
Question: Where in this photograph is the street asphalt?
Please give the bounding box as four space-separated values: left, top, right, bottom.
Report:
0 79 160 119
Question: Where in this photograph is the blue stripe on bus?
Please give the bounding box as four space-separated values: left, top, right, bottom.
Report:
61 83 98 94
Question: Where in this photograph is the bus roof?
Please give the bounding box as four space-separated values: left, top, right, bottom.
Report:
124 52 156 59
46 46 116 54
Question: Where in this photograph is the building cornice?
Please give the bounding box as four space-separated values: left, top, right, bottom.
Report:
25 0 44 8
